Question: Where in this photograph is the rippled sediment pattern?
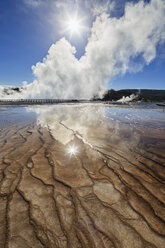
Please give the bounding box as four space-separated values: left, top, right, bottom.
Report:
0 104 165 248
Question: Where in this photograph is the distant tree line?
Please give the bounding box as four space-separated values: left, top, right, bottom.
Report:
1 87 165 102
93 89 165 102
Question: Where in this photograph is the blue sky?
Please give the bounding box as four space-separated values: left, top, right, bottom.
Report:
0 0 164 90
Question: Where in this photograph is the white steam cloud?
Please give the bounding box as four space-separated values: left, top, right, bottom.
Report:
0 86 4 99
2 0 165 99
117 94 138 103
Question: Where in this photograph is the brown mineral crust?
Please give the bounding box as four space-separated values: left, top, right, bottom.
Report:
0 122 165 248
8 191 43 248
0 196 7 248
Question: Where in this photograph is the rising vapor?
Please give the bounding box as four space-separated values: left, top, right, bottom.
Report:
2 0 165 99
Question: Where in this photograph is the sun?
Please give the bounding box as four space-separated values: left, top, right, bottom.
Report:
67 17 81 34
60 12 87 38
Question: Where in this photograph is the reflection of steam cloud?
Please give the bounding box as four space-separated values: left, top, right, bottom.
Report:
27 103 165 151
27 104 141 148
28 104 110 145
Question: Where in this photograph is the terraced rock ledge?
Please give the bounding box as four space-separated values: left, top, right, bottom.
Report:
0 111 165 248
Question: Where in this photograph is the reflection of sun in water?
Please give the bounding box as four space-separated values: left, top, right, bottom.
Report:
67 145 78 156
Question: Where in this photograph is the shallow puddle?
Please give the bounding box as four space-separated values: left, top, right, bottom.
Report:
0 103 165 248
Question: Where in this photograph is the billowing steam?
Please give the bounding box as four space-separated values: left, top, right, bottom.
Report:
117 94 138 103
2 0 165 99
0 86 4 99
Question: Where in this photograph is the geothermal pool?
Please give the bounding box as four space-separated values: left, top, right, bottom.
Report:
0 103 165 248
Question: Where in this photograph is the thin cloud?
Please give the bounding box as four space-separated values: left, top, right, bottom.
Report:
23 0 45 8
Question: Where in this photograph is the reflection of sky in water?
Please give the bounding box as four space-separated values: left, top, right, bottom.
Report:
25 103 165 144
0 103 165 131
0 103 164 158
105 105 165 129
0 106 36 127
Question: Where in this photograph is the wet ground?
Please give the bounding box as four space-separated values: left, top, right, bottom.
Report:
0 103 165 248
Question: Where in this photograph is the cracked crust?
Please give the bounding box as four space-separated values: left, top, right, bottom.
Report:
0 112 165 248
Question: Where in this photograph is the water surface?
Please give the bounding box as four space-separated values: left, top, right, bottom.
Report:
0 103 165 248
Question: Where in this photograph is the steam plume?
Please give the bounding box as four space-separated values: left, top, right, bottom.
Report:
2 0 165 99
117 94 138 103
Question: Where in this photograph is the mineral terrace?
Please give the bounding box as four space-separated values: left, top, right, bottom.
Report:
0 105 165 248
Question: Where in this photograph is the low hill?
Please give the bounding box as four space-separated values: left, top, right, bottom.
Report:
101 89 165 102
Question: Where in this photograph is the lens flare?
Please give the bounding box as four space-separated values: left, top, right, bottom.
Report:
67 17 81 34
60 12 87 38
